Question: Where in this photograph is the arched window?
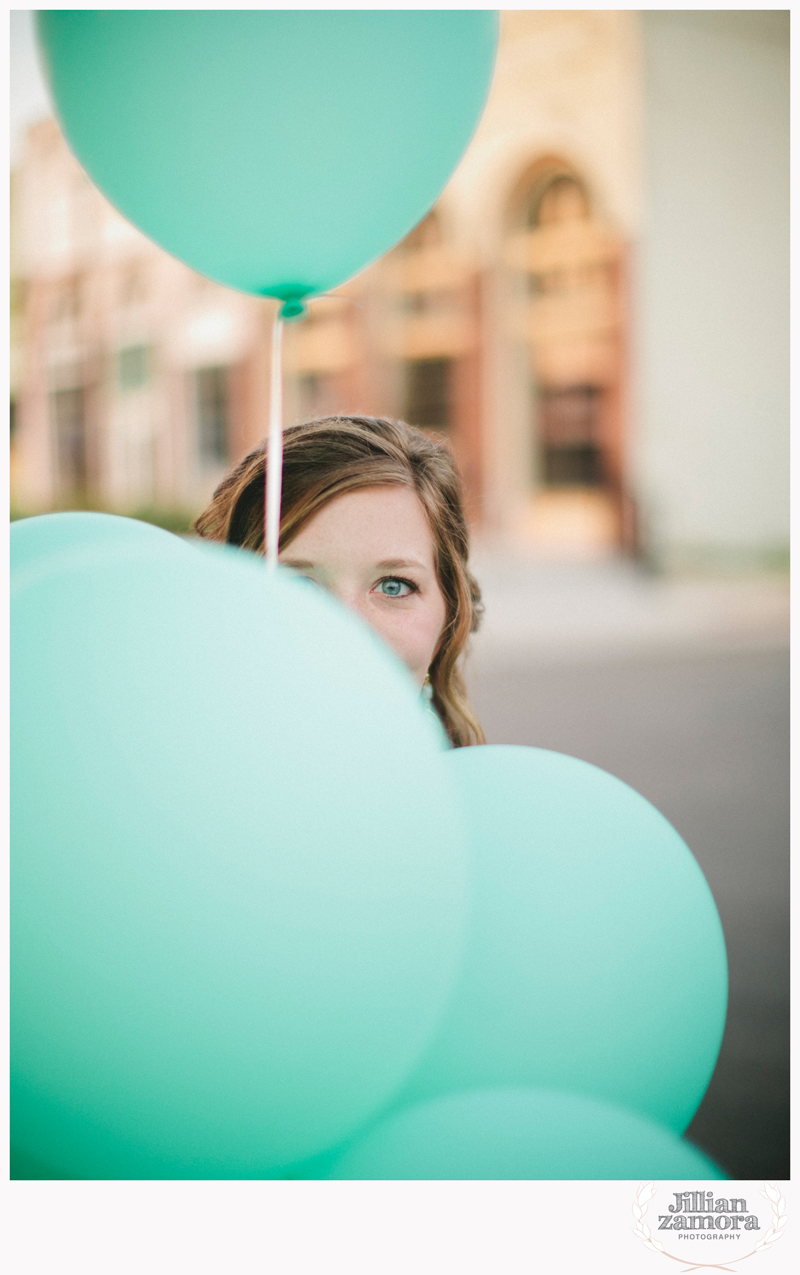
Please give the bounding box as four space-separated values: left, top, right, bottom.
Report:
525 169 591 229
506 158 628 545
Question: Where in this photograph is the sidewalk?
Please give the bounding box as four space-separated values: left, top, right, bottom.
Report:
467 547 790 665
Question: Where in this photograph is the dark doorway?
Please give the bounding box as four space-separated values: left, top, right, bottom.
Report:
51 386 88 494
194 366 230 466
537 385 605 486
404 357 452 432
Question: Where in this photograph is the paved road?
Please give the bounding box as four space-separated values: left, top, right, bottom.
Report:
463 558 789 1180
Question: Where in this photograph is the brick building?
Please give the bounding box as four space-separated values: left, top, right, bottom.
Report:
10 11 788 570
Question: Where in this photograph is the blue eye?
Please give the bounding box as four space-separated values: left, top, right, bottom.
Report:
377 577 414 598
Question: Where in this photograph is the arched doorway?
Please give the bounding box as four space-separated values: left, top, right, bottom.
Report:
506 158 633 552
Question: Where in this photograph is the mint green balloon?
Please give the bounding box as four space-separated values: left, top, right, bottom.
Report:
397 746 727 1133
11 512 187 576
329 1088 727 1180
36 11 498 301
12 542 468 1178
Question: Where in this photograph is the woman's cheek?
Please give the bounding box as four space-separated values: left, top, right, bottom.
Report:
370 610 428 675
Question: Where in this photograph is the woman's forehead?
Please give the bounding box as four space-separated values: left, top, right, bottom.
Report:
287 485 435 560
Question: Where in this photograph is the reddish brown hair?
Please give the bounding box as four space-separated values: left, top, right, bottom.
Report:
194 415 485 747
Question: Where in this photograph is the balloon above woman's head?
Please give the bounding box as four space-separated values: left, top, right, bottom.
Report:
36 11 498 303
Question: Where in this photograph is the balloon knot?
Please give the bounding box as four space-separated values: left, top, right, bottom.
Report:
280 299 306 322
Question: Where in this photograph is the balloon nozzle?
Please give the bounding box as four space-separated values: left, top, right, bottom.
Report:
280 298 306 322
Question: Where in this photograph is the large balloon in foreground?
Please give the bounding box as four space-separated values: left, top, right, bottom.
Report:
397 746 727 1133
10 510 187 576
36 11 498 301
329 1088 726 1180
12 539 468 1178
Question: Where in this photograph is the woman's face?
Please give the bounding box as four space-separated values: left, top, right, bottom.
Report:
281 485 447 687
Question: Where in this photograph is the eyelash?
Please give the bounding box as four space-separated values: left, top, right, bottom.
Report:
377 576 418 597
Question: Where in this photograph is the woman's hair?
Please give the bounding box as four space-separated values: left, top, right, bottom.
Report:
194 415 485 747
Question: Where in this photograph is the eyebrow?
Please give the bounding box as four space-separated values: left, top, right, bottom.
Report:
375 559 427 571
281 557 428 572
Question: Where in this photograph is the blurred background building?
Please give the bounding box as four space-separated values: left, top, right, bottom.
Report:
9 10 789 1181
11 10 788 572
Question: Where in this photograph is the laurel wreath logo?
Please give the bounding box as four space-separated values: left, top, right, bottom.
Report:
632 1181 666 1256
632 1182 787 1272
753 1183 788 1256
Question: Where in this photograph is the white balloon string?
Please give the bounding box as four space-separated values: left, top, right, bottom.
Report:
265 309 284 571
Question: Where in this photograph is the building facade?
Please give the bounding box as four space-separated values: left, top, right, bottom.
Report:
10 11 789 570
